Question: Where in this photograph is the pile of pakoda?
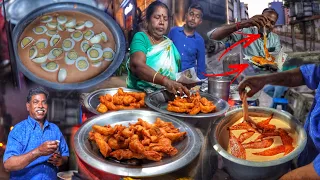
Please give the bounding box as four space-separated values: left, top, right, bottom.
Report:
167 92 216 115
88 118 186 162
96 88 146 113
251 31 276 66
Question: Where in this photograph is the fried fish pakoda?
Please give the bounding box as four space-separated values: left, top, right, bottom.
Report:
96 88 146 113
167 92 216 115
88 118 187 162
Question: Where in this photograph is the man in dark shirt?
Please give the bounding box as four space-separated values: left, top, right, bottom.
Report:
168 3 206 80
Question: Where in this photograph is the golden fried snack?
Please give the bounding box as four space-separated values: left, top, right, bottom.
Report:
97 103 108 113
92 125 115 136
89 118 186 162
167 92 216 115
94 132 112 158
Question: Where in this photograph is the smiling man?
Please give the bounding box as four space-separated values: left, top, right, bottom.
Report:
168 3 206 80
207 7 281 57
3 87 69 180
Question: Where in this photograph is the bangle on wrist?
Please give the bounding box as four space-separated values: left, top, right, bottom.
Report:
152 72 159 84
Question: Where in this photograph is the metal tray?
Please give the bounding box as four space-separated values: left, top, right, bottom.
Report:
12 2 125 90
2 0 98 24
73 110 202 177
81 87 146 115
146 90 229 118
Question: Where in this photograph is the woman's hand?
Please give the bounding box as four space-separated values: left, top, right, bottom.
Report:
163 78 190 96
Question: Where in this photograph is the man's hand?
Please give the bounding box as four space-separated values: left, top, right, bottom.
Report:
37 141 58 156
242 15 270 29
48 153 64 167
163 78 190 96
238 76 266 97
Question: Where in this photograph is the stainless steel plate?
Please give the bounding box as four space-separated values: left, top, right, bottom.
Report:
74 110 202 177
12 3 125 90
2 0 98 24
146 89 229 118
81 87 145 115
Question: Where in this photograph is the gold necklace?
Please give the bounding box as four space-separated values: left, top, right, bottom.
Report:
149 34 162 44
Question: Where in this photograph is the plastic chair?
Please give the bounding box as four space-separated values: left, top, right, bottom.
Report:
272 98 288 110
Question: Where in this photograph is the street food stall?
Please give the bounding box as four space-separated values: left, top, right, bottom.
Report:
0 1 310 180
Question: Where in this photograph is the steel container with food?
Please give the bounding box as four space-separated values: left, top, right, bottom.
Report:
210 107 307 180
74 110 202 178
12 2 125 90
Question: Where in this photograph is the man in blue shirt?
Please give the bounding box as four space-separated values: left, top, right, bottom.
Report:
238 64 320 179
3 87 69 180
168 3 206 80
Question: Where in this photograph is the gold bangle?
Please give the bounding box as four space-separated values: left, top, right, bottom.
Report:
152 72 158 84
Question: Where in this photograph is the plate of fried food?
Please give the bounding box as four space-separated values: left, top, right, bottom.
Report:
146 89 229 118
74 110 202 177
81 87 147 115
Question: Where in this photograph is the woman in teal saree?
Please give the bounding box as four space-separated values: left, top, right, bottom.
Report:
127 1 189 95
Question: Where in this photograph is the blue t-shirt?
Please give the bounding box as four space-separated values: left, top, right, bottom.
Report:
168 26 206 79
298 64 320 176
3 116 69 180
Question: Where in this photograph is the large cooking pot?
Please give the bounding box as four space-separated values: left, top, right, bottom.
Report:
211 107 307 180
12 2 125 90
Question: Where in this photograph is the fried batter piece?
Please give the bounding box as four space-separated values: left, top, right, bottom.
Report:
96 88 146 113
167 92 216 115
89 118 186 162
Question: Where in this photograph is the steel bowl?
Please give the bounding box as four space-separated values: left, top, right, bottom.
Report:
80 87 147 115
210 107 307 180
2 0 98 24
145 89 229 118
74 110 202 178
12 2 125 90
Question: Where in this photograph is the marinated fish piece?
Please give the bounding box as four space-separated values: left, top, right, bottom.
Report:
252 145 285 156
229 131 246 159
238 131 255 143
242 139 274 149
